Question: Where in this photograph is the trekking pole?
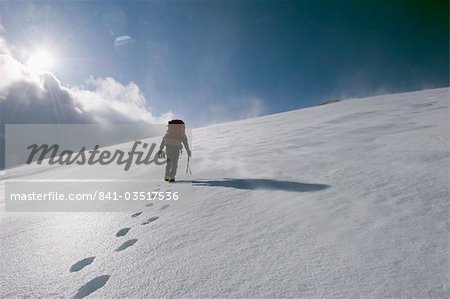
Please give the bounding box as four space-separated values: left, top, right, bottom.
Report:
186 156 192 175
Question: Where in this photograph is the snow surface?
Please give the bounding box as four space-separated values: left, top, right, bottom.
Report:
1 87 449 298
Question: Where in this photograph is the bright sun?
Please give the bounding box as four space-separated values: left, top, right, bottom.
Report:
28 50 55 73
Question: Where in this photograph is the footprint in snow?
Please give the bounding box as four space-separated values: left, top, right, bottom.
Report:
115 239 138 252
141 216 159 225
131 211 142 218
160 204 169 210
73 275 110 299
70 257 95 272
145 203 154 207
116 228 130 237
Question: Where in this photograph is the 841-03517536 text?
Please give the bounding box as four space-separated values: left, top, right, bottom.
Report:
9 191 179 201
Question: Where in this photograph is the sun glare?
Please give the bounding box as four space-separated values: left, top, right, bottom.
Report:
28 50 55 73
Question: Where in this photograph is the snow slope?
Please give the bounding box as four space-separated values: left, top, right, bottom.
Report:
1 87 449 298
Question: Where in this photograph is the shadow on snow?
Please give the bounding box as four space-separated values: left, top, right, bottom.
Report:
178 178 330 193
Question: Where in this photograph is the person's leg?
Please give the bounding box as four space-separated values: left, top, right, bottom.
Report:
165 147 178 179
165 148 175 180
168 148 180 179
165 157 171 179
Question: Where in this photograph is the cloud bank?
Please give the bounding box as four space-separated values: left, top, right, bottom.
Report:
0 37 173 125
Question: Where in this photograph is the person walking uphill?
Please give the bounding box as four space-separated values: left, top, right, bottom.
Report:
157 119 191 182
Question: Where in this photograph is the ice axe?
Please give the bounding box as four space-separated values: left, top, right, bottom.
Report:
186 156 192 175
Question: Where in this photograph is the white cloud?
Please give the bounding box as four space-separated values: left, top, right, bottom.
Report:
72 76 173 123
0 36 174 125
0 39 28 92
114 35 135 48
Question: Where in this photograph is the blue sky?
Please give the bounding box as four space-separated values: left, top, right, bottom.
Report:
0 0 448 125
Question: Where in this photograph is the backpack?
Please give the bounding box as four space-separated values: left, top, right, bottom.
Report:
167 119 186 139
165 119 189 158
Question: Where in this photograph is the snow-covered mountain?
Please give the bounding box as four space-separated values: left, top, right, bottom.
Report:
1 87 449 298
